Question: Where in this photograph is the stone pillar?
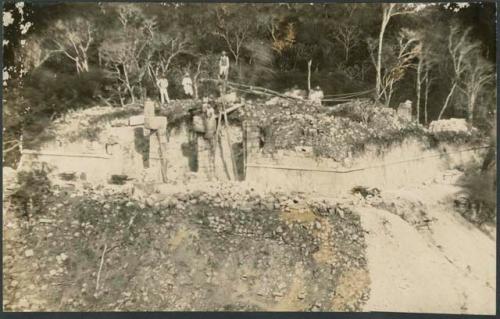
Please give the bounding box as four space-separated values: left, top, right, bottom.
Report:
143 99 156 136
143 99 169 182
243 121 261 155
242 121 261 179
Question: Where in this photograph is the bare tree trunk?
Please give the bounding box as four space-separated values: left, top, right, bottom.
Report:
123 65 135 103
307 59 312 96
468 93 476 123
416 58 423 124
75 60 82 75
424 70 431 125
81 55 89 72
193 60 202 100
376 7 391 102
386 81 394 108
438 82 457 120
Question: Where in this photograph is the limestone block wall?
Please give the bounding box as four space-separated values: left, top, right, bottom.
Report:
18 151 113 184
245 137 489 196
18 125 193 184
150 123 194 182
196 124 243 181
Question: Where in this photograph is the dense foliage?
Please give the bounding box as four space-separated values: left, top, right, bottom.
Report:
10 169 52 218
2 2 496 166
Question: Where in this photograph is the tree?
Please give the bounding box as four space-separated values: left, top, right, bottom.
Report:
149 32 193 84
422 66 435 125
458 54 494 123
375 4 421 102
332 5 361 63
213 4 256 67
369 28 420 107
414 37 437 124
437 25 480 120
19 36 61 73
99 8 152 104
51 17 94 74
334 24 361 63
267 20 296 56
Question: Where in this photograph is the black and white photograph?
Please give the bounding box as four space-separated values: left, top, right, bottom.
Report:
2 1 497 314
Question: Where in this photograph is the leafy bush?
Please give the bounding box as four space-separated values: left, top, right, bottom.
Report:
3 67 110 166
457 163 496 225
109 175 129 185
24 68 109 113
327 99 385 124
10 169 53 218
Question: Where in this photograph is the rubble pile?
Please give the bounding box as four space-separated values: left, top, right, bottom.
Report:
242 98 426 160
3 178 369 311
429 118 480 143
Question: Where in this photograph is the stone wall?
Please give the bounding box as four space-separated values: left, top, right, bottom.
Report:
19 120 244 184
150 123 193 182
245 137 489 196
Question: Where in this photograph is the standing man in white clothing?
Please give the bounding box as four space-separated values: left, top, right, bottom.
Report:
182 72 194 97
157 77 170 104
219 51 230 81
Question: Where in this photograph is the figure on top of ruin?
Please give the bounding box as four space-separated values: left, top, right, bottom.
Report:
219 51 230 81
203 97 217 141
182 72 194 98
157 76 170 104
309 85 324 105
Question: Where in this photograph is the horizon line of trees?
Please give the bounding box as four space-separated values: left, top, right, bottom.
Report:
2 2 496 164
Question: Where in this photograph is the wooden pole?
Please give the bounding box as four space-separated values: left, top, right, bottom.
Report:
307 59 312 97
200 78 299 100
222 105 238 180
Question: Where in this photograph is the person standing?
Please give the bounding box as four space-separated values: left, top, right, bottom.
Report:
157 77 170 104
204 99 216 140
219 51 230 81
309 85 324 105
182 72 194 97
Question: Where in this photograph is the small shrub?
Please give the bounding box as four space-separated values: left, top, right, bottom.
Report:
351 186 380 198
457 164 496 225
10 169 52 218
59 172 77 181
109 175 129 185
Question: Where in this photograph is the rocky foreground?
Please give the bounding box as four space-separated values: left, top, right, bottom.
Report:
3 177 369 311
3 170 496 313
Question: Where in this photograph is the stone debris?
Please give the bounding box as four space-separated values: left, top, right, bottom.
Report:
242 98 425 160
3 176 369 312
429 118 470 135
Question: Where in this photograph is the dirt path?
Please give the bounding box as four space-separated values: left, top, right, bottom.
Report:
358 184 496 315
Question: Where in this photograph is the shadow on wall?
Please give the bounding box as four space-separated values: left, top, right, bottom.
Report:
232 142 245 181
134 127 150 168
181 136 198 173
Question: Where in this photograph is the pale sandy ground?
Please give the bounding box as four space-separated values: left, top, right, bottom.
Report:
359 183 496 315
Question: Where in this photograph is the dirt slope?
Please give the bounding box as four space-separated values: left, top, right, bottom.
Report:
358 184 496 315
